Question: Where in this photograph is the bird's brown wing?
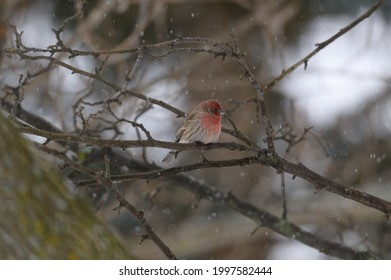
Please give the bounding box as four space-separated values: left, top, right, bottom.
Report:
175 111 199 142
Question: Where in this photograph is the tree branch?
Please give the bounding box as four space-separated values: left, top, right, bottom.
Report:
16 121 255 153
74 149 391 217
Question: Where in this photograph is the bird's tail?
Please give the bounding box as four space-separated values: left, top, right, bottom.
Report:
161 150 178 163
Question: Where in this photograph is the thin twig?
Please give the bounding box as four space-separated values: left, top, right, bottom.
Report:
263 0 384 91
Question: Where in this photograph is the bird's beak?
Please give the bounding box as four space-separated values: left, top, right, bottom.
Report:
218 109 226 115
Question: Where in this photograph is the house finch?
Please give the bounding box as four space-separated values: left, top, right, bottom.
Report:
161 99 224 163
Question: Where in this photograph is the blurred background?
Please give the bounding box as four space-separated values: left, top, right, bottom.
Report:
1 0 391 259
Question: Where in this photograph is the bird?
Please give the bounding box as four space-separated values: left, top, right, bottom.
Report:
161 99 224 163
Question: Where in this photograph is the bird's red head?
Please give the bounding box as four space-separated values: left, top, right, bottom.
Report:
203 100 224 116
